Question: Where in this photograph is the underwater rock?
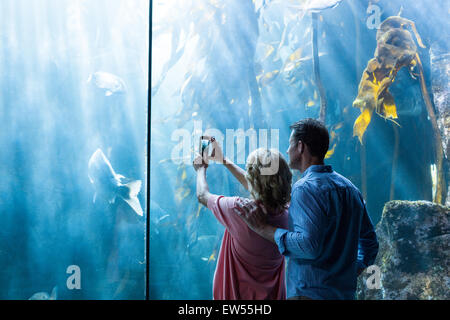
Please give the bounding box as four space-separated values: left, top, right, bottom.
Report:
357 200 449 300
430 39 450 206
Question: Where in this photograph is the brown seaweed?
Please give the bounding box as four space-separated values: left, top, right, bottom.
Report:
312 12 327 123
352 15 446 204
352 15 426 143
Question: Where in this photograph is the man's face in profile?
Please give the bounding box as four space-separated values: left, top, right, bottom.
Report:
287 131 301 170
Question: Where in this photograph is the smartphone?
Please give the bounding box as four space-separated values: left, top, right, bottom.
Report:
199 136 213 158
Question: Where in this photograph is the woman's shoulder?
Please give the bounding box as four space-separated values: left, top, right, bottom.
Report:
264 204 289 219
216 196 248 213
213 195 241 205
276 206 290 228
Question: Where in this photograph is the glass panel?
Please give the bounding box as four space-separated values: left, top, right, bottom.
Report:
0 0 149 299
150 0 449 299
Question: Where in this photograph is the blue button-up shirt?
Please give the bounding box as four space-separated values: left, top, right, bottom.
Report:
274 165 379 299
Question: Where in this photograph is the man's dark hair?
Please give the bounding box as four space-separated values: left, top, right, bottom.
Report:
290 118 329 160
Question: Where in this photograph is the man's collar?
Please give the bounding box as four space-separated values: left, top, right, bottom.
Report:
301 164 333 178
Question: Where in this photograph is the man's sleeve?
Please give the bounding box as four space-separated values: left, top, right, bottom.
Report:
356 198 379 271
274 186 328 260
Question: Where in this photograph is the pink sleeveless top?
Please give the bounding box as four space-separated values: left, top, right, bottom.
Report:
207 195 288 300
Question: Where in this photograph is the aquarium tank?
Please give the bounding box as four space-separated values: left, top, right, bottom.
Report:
150 0 449 300
0 0 448 301
0 0 149 299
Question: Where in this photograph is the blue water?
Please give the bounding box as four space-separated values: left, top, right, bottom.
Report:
150 0 448 300
0 0 149 299
0 0 448 300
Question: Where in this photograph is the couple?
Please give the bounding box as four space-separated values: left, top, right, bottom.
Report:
193 118 379 300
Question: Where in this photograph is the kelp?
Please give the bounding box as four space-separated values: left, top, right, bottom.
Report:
312 12 328 123
352 15 426 143
416 53 447 204
352 14 446 204
152 0 263 129
325 122 343 159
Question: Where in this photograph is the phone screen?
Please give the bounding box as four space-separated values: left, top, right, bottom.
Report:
200 139 212 157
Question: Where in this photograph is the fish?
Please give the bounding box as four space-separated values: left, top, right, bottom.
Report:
257 70 280 86
188 234 219 261
87 71 126 96
288 0 343 13
325 122 344 159
88 149 143 216
333 122 344 130
175 187 191 203
282 48 303 73
150 200 170 235
306 100 316 107
325 143 336 159
29 286 57 300
282 51 326 74
261 44 275 61
207 250 217 263
159 157 190 164
186 205 202 230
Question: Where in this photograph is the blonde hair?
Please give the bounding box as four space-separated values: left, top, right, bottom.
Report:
245 148 292 211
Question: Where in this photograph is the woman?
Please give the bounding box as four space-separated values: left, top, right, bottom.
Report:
193 136 292 300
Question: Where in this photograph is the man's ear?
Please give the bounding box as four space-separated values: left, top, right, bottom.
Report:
297 140 304 154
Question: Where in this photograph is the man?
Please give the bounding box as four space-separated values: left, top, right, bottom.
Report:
236 118 379 300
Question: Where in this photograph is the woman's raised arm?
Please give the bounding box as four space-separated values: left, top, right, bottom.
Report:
203 135 249 191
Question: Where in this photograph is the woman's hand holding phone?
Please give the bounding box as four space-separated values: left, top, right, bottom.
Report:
201 136 225 164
